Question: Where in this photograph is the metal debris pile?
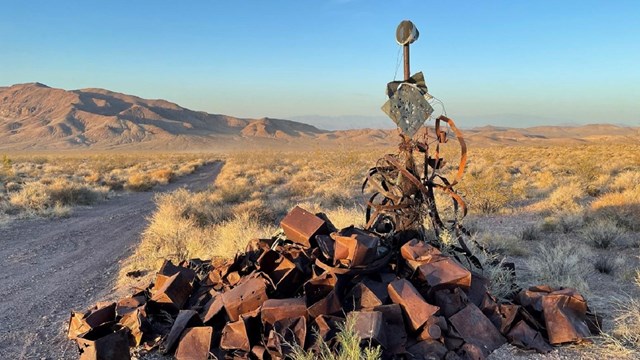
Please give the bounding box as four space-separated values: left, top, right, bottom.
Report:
68 206 601 360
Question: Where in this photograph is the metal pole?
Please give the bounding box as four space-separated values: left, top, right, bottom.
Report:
403 44 410 81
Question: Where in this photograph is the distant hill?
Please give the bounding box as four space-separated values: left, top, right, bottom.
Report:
1 83 638 150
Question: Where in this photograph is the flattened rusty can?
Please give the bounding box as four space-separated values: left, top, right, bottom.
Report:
507 320 552 353
221 277 268 321
332 227 379 268
68 303 116 340
541 288 591 345
161 310 202 354
372 304 407 356
220 319 251 352
280 206 328 247
151 272 193 310
449 303 505 356
75 323 131 360
349 311 387 348
175 326 213 360
388 279 439 331
261 297 308 325
417 257 471 290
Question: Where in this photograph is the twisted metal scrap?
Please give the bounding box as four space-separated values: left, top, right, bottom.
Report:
362 115 481 267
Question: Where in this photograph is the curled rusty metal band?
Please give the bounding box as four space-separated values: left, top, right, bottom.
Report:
362 115 481 267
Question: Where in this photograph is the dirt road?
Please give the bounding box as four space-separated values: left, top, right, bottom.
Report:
0 161 223 359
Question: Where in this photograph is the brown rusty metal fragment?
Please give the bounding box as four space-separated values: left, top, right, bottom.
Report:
75 323 131 360
280 206 328 247
261 297 308 325
332 227 379 268
308 288 342 318
406 339 448 360
400 239 443 270
161 310 202 354
541 288 591 344
119 306 149 347
417 257 471 290
346 281 385 310
116 294 146 317
68 302 116 340
349 311 387 348
449 303 506 356
388 278 439 331
220 319 251 352
221 277 268 322
199 291 224 324
373 304 407 356
174 326 213 360
151 272 193 310
507 320 552 353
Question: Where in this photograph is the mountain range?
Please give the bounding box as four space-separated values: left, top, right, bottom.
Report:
1 83 638 150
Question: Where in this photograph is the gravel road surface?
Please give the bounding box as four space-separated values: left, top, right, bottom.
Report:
0 161 223 359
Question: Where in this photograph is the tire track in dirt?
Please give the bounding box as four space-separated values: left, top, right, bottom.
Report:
0 161 223 359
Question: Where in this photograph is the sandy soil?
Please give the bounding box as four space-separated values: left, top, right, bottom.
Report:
0 161 223 359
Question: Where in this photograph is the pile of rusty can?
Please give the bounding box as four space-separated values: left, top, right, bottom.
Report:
68 206 601 360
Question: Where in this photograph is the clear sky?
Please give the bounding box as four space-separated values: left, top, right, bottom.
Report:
1 1 638 129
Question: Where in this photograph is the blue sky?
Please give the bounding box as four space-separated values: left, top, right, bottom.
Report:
1 0 638 129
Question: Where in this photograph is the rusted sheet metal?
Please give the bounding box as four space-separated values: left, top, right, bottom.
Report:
151 272 193 310
257 249 305 294
313 315 343 343
449 303 506 356
372 304 407 356
350 311 387 348
541 288 591 344
400 239 443 269
159 259 197 284
417 257 472 290
220 319 251 352
119 306 149 347
407 339 448 360
261 297 308 325
467 272 490 307
459 342 485 360
174 326 213 360
507 320 552 353
161 310 202 354
517 286 593 345
346 281 385 310
221 277 268 322
417 317 442 341
75 323 131 360
388 278 439 331
304 271 338 303
68 303 116 340
200 292 224 323
315 234 335 260
116 294 146 318
280 206 328 247
332 227 379 268
266 316 307 357
433 288 468 318
308 288 342 318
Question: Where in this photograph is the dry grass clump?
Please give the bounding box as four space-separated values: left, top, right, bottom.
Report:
8 178 108 217
581 218 626 249
526 240 592 293
520 223 542 241
289 314 382 360
0 152 215 221
611 297 640 349
589 188 640 231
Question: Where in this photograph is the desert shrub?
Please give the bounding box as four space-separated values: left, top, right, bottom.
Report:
520 224 542 241
594 256 616 275
476 233 529 257
149 168 174 185
9 179 107 212
289 314 382 360
537 183 584 214
611 171 640 192
126 173 154 191
526 241 592 293
581 218 625 249
589 189 640 231
212 211 276 258
635 269 640 288
461 176 511 214
611 297 640 348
